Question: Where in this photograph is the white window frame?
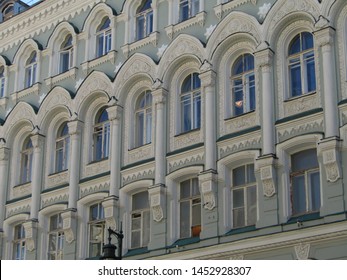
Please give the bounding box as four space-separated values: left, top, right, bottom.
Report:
180 73 201 133
93 108 110 161
20 137 33 184
179 0 199 22
179 177 201 239
55 122 70 173
231 163 257 228
130 191 150 249
0 65 5 98
135 90 152 147
24 51 37 89
230 54 255 117
88 202 106 258
59 35 74 74
48 213 65 260
136 0 154 41
13 224 26 260
290 149 321 216
96 17 112 58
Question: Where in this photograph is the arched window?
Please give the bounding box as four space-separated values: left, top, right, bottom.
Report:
20 137 33 184
13 224 26 260
179 178 201 238
59 34 73 74
131 191 150 248
136 0 153 40
24 51 37 88
135 90 152 147
2 4 14 21
180 73 201 133
0 66 5 98
93 108 110 161
179 0 199 22
288 32 316 97
55 123 70 173
96 17 112 58
231 54 255 116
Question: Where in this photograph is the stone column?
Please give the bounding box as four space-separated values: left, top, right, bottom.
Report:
147 81 168 250
315 27 339 138
67 119 83 209
0 141 9 232
255 46 275 156
106 101 123 197
30 132 45 220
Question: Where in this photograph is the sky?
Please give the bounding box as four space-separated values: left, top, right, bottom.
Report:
21 0 41 5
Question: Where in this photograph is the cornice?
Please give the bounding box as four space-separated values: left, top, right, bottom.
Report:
0 0 106 53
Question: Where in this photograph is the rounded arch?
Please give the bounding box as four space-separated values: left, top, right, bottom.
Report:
324 0 346 24
3 102 36 145
37 86 73 134
12 38 41 66
115 53 156 106
207 11 261 64
74 71 113 121
263 0 320 47
158 34 205 87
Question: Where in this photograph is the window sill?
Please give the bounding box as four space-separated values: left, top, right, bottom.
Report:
47 170 69 188
223 110 257 135
175 128 200 137
165 11 206 39
284 91 316 102
45 67 77 88
225 225 256 236
122 32 159 57
81 50 117 74
11 82 41 103
126 143 153 165
283 91 319 117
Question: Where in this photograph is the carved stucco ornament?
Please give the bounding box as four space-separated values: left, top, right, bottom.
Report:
260 165 276 197
295 243 310 260
23 220 38 252
61 210 77 244
150 193 164 222
322 149 341 183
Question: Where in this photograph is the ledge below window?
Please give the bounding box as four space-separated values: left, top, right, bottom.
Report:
81 50 117 74
11 83 41 103
165 12 206 39
46 170 69 189
45 67 77 89
13 182 32 199
122 32 159 58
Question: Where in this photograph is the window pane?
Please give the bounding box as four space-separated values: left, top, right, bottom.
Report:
247 164 256 183
179 0 189 21
131 214 141 230
289 34 301 55
233 166 245 186
192 178 200 196
143 210 150 246
137 111 144 146
133 191 149 210
192 0 199 16
233 189 244 208
180 179 191 199
233 208 245 228
193 93 201 129
248 74 256 111
192 199 201 226
309 171 321 212
147 12 153 35
305 54 316 92
292 175 306 215
97 35 104 57
233 79 244 115
137 16 145 40
244 54 254 72
292 149 318 172
290 62 302 97
246 186 257 225
146 110 152 144
131 230 141 248
180 201 190 238
302 32 314 50
181 95 191 132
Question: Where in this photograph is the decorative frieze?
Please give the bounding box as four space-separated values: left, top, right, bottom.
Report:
11 83 41 103
6 204 30 218
45 67 77 89
168 153 204 174
173 130 202 150
13 183 32 199
219 136 261 159
284 94 319 117
122 32 159 58
84 159 109 178
46 171 69 188
80 181 110 198
122 169 155 186
41 193 69 208
81 50 117 74
224 113 257 135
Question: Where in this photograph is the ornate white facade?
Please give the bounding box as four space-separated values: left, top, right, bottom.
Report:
0 0 347 260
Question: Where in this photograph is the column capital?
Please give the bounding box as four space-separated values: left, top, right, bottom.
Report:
30 132 45 150
67 119 83 136
0 147 10 161
199 61 216 88
23 219 39 252
148 184 166 222
152 87 168 105
314 26 335 48
106 104 123 121
254 46 274 69
256 154 278 198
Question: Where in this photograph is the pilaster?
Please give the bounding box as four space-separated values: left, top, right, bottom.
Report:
61 209 77 260
102 195 119 230
23 219 38 259
0 141 10 227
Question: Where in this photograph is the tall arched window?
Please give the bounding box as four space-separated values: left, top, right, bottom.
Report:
180 73 201 133
48 213 64 260
59 34 73 74
0 66 5 98
136 0 153 40
231 54 255 116
88 202 105 258
93 108 110 161
20 137 33 184
24 51 37 88
96 17 112 58
135 90 152 147
131 191 150 248
13 224 26 260
288 32 316 97
179 0 199 22
55 123 70 173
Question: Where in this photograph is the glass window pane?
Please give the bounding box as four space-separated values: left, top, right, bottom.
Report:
292 175 306 215
179 1 189 21
247 164 256 183
248 74 256 111
292 149 318 172
181 75 191 93
290 63 302 97
305 54 316 92
133 191 149 210
137 16 145 40
246 186 257 225
180 179 191 199
131 231 141 248
193 93 201 129
180 201 190 238
233 208 245 228
143 210 150 246
309 171 321 211
233 189 244 208
146 111 152 144
192 178 200 196
302 32 314 50
233 166 246 186
289 34 301 55
192 201 201 226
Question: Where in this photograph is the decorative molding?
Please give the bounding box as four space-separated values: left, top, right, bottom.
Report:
256 155 278 197
122 32 159 58
61 209 77 244
13 183 32 199
148 185 166 222
229 254 244 260
173 130 202 151
6 203 30 218
84 160 109 178
128 145 153 164
46 171 69 188
168 152 204 174
102 196 119 230
122 169 155 186
11 83 41 103
219 136 261 159
214 0 258 19
81 50 117 74
41 193 69 208
80 181 110 198
295 243 310 260
284 94 319 117
198 171 218 210
45 68 77 89
318 137 342 183
165 12 206 40
224 113 257 135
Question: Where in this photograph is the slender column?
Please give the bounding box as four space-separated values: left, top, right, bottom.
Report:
0 140 10 228
152 83 168 185
255 47 275 155
67 120 83 209
106 102 123 197
30 132 45 220
315 27 339 138
199 62 217 171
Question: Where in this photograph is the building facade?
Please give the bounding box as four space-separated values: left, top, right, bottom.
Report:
0 0 347 260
